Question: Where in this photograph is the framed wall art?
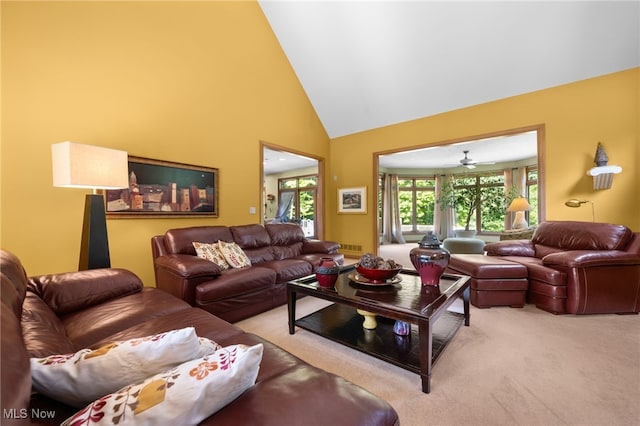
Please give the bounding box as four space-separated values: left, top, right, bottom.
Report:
105 156 218 217
338 186 367 213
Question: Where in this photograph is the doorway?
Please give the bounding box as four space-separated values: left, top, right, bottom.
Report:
261 142 324 238
376 125 545 261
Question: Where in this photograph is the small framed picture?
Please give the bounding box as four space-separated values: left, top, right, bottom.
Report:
338 187 367 213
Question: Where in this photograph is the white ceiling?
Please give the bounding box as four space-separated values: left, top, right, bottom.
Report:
259 0 640 140
379 130 537 170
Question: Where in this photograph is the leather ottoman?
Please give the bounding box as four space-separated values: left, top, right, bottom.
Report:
447 254 528 308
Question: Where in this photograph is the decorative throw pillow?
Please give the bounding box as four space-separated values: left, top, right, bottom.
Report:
218 241 252 268
31 327 219 408
61 343 264 426
192 241 230 270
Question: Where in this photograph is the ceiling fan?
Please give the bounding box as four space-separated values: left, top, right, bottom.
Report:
455 150 496 169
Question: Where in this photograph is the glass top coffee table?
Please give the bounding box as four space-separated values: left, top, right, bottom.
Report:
287 265 470 393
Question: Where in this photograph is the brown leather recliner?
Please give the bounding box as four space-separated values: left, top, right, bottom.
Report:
484 221 640 314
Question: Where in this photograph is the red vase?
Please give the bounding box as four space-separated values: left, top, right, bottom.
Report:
410 232 450 286
316 257 339 287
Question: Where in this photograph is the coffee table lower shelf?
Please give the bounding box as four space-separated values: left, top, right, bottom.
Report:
294 303 465 375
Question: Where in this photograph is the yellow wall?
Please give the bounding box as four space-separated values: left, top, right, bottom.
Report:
327 69 639 254
1 1 329 282
2 2 638 282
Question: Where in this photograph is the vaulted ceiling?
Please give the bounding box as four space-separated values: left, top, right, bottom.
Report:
259 1 639 139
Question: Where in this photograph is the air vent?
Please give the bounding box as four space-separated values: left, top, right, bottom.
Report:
340 243 362 252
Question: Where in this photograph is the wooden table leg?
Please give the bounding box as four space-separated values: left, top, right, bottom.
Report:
418 318 432 393
463 286 471 326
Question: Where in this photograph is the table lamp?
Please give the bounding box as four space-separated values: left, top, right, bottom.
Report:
507 197 531 229
52 142 128 270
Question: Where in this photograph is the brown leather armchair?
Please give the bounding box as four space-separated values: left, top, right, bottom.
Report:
484 221 640 314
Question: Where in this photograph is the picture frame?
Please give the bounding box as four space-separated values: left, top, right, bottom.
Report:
105 156 218 218
338 186 367 213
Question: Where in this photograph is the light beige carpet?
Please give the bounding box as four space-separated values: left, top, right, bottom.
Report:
237 297 640 426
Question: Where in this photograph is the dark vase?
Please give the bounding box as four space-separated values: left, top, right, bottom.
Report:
410 232 450 286
316 257 339 287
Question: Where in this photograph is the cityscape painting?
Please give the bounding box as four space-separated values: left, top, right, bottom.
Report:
105 156 218 217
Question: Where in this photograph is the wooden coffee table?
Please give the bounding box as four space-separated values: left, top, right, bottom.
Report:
287 265 470 393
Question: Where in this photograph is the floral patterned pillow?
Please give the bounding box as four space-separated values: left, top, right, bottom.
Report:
192 241 230 270
218 241 252 268
31 327 220 408
62 344 263 426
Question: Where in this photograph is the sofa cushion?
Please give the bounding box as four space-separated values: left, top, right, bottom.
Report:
219 241 252 268
28 269 143 316
31 327 213 408
532 221 634 251
272 242 304 260
0 250 28 317
230 224 272 249
258 259 314 283
62 344 263 426
193 242 230 270
266 223 306 246
22 292 75 357
165 226 234 255
1 304 32 421
61 288 192 350
243 246 277 264
195 267 277 304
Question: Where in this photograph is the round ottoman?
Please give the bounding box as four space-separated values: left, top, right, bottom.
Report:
442 237 485 254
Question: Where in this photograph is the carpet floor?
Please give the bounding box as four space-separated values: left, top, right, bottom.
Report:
236 296 640 426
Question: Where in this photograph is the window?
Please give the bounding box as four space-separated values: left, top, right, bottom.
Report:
380 167 538 236
397 177 436 233
278 175 317 237
450 168 538 233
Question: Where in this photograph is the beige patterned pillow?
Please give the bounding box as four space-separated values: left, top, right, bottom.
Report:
193 241 230 270
31 327 220 408
218 241 252 268
62 344 263 426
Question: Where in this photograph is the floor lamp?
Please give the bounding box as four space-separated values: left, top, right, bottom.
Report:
564 199 595 222
52 142 129 270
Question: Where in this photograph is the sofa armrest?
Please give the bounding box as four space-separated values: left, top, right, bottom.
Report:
302 239 340 254
485 240 535 257
154 254 222 305
542 250 640 268
155 254 222 278
28 269 143 316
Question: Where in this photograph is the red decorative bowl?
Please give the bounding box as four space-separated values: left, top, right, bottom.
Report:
355 264 402 284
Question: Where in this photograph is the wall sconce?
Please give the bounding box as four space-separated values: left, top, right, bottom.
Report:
587 142 621 190
52 141 129 270
564 199 595 222
507 197 531 229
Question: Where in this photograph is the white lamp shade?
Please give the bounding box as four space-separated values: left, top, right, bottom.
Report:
52 141 128 189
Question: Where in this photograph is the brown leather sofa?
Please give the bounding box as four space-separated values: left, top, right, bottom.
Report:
1 249 399 426
483 221 640 314
151 223 344 322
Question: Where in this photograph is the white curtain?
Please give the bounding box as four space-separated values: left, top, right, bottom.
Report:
381 174 406 244
434 175 456 240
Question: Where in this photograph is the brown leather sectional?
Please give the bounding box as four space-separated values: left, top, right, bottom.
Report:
151 223 345 323
450 221 640 314
1 249 399 426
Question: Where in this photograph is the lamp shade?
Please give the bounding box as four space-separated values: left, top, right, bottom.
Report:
507 197 531 212
52 141 128 189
